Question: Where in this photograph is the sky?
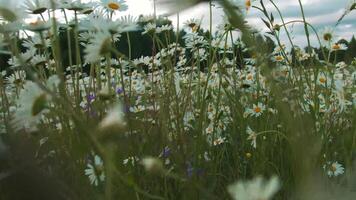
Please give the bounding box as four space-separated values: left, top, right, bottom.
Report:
118 0 356 47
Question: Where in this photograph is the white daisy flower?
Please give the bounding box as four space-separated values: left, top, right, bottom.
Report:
245 102 266 117
84 155 105 186
98 103 126 130
84 31 112 64
324 161 345 177
100 0 128 13
25 18 52 32
319 26 336 44
0 0 26 22
331 43 348 52
23 0 49 15
11 81 49 132
246 126 257 148
117 15 139 32
228 176 280 200
141 157 163 173
142 23 157 35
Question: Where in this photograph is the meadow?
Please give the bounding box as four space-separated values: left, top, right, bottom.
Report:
0 0 355 199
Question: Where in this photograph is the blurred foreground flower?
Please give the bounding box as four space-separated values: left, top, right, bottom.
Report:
0 0 26 22
12 76 60 132
141 157 164 174
98 103 126 130
228 176 280 200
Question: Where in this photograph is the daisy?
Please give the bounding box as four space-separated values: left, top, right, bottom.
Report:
98 103 126 130
156 24 173 33
117 15 139 32
184 18 201 32
23 35 51 50
23 0 49 15
60 0 93 11
11 81 49 132
228 176 280 200
25 18 52 32
7 49 36 68
141 157 163 173
4 70 26 87
213 137 226 146
142 23 157 35
84 154 105 186
0 0 26 22
316 72 330 87
31 54 47 66
324 161 345 177
84 31 112 64
331 43 348 51
319 26 335 44
100 0 128 13
246 126 257 148
246 102 266 117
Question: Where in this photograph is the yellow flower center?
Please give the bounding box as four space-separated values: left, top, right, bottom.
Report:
245 0 251 10
108 2 120 10
323 33 332 41
30 20 40 26
331 163 337 172
275 55 284 61
332 44 340 50
246 152 252 158
319 77 326 84
254 106 261 113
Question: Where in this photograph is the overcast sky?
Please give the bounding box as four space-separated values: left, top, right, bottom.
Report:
119 0 356 47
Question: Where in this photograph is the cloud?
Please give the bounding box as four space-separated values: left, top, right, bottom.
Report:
122 0 356 46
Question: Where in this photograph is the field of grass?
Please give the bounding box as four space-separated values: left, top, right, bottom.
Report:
0 0 355 199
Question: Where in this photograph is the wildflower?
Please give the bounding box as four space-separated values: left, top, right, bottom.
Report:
117 15 139 32
184 18 201 32
101 0 128 13
26 18 52 32
317 72 330 87
319 26 335 43
60 0 93 11
7 49 35 68
141 157 164 174
331 43 348 51
0 0 26 22
98 103 126 130
246 126 257 148
142 23 157 35
12 81 49 132
31 54 47 66
245 102 266 117
324 161 345 177
123 156 139 166
245 0 252 11
84 155 105 186
23 0 49 15
84 31 112 63
245 152 252 159
156 24 173 33
228 176 280 200
213 137 226 146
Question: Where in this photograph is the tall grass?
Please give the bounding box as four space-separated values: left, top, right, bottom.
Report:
0 0 355 199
